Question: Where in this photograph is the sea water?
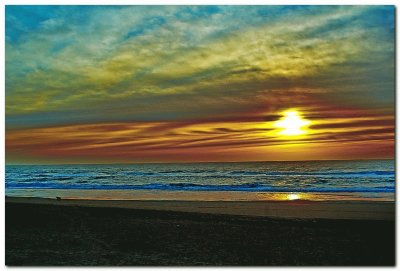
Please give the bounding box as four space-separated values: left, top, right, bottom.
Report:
5 160 395 201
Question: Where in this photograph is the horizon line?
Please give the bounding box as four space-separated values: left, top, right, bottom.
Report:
5 157 394 166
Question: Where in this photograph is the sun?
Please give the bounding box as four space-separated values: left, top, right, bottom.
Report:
274 110 311 136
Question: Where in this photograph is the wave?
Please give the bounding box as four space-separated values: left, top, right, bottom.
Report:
229 170 394 177
5 182 395 193
7 169 394 179
116 170 395 178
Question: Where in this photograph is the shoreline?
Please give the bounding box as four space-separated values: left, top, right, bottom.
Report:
5 188 395 202
5 196 395 220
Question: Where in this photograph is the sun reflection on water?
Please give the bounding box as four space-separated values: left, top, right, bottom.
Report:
287 193 300 200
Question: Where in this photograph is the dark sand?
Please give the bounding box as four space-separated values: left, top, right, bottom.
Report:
5 197 395 266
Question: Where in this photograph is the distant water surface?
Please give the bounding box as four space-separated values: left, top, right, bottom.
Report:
5 160 395 201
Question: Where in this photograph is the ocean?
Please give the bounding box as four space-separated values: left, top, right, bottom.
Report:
5 160 395 201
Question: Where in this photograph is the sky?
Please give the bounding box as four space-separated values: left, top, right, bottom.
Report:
5 5 395 164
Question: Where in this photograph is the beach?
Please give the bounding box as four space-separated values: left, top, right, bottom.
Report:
5 197 395 266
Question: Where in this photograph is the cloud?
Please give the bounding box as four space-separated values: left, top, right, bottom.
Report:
6 105 394 162
5 6 395 162
6 6 394 118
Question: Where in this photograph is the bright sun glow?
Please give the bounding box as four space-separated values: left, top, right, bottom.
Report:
274 110 311 136
287 194 300 200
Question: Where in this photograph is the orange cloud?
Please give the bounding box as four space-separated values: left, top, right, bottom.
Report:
6 106 394 163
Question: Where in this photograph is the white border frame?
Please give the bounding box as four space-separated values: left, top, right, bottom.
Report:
1 1 397 270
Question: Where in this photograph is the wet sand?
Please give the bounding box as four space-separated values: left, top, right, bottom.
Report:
5 197 395 266
5 196 395 220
